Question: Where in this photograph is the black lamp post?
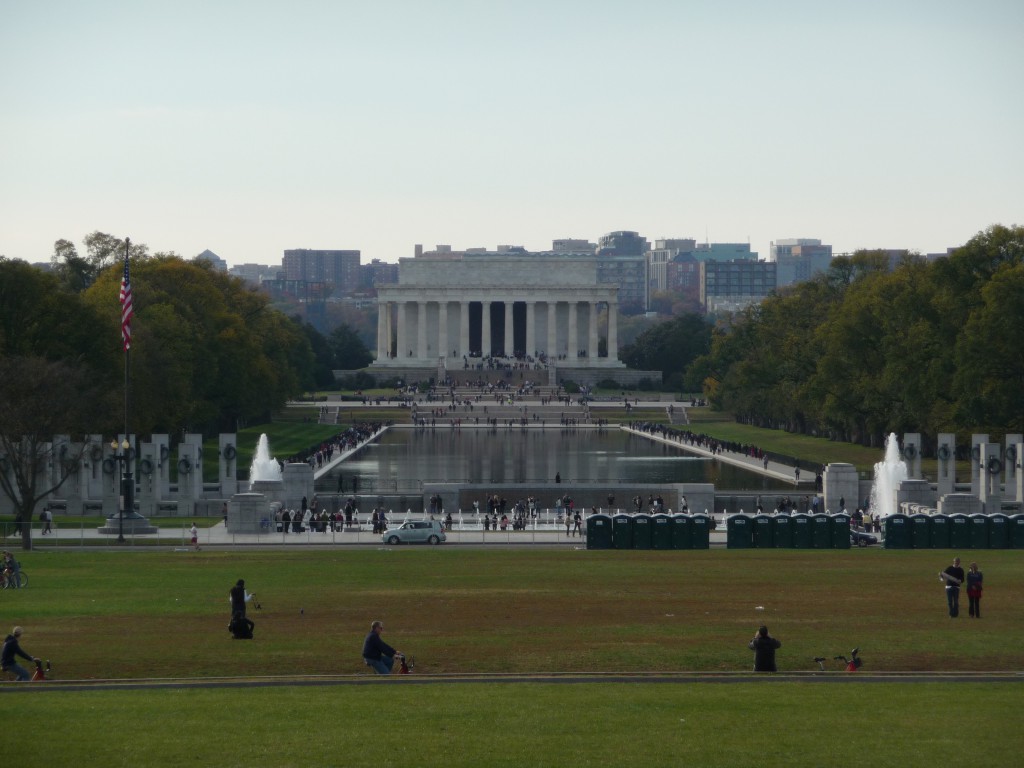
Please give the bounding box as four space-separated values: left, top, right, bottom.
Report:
110 438 134 544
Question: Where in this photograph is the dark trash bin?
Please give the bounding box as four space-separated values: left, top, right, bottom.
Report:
586 513 613 550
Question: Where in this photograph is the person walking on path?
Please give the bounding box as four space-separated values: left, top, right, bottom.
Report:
748 625 781 672
966 562 984 618
189 522 200 551
362 620 402 675
2 627 40 682
940 556 966 617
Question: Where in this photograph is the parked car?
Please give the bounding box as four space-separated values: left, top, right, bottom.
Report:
383 519 447 545
851 527 879 547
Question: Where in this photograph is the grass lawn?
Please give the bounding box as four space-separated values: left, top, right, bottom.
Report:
3 548 1021 767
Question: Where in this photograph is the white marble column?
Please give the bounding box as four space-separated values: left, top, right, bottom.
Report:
397 302 408 358
607 301 618 361
459 301 470 358
526 301 536 358
417 301 428 359
376 302 388 359
547 302 557 358
588 301 598 360
568 302 578 359
481 300 491 357
438 301 448 360
504 301 514 357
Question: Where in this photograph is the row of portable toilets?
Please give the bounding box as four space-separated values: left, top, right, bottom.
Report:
585 513 853 550
880 512 1024 549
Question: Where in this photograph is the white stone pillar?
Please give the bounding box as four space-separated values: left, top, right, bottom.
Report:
547 302 558 358
417 301 428 360
376 302 388 360
568 302 578 359
481 300 491 358
438 301 448 360
459 301 470 358
588 301 598 361
504 301 514 357
526 301 536 359
397 302 408 358
607 300 618 361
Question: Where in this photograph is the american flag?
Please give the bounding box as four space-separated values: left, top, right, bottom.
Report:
119 245 133 351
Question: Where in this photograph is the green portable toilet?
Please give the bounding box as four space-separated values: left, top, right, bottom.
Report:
612 513 634 549
773 514 793 548
753 514 774 548
1011 515 1024 549
910 514 931 549
586 513 613 550
969 515 989 549
791 513 813 548
948 513 972 549
671 514 692 550
811 514 832 548
831 513 851 549
988 513 1010 549
651 513 673 550
930 514 951 548
690 513 711 549
632 513 653 549
882 513 911 549
727 514 754 549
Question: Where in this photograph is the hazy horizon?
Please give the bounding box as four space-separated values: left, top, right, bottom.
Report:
2 0 1021 267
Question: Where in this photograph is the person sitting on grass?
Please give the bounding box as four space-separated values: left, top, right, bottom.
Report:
2 626 40 681
362 620 402 675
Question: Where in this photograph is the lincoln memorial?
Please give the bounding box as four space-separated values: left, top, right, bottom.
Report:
370 252 643 384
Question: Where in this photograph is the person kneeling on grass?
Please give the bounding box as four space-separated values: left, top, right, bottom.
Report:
362 620 402 674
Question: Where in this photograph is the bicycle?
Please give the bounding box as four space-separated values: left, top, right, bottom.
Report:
2 569 28 589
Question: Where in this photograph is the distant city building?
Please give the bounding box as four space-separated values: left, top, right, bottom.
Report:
361 258 399 289
195 249 227 271
283 248 361 294
700 259 777 314
597 231 649 257
229 263 278 284
769 238 832 286
552 238 596 254
648 239 697 293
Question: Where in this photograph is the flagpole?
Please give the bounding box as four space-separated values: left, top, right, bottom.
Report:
120 237 133 543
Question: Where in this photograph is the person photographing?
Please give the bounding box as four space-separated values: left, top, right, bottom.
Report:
748 625 781 672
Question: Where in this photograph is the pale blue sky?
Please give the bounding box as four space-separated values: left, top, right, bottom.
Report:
2 0 1021 266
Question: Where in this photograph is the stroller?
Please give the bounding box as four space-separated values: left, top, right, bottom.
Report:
814 647 862 672
397 654 414 674
229 611 255 640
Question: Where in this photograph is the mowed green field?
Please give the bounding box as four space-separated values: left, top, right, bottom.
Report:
3 548 1022 767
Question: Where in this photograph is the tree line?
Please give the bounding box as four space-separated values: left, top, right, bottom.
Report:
680 225 1024 448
